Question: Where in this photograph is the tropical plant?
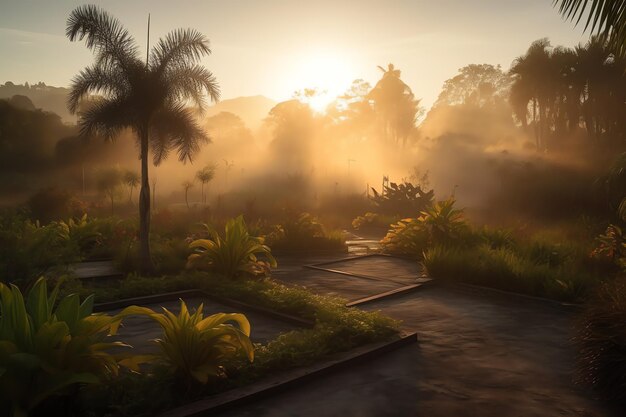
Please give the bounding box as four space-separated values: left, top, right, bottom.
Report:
554 0 626 56
187 215 277 278
369 181 434 217
118 300 254 385
196 164 215 205
381 198 468 257
0 277 142 416
66 5 220 273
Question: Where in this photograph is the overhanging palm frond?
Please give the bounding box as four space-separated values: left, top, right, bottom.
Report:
68 65 130 113
149 104 209 165
166 64 220 110
66 4 139 69
554 0 626 55
151 28 211 73
79 98 133 141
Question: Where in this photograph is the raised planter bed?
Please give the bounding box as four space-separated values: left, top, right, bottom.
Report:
156 331 417 417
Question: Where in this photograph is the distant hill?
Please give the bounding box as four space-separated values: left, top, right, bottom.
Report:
0 82 74 122
204 95 276 130
0 82 277 128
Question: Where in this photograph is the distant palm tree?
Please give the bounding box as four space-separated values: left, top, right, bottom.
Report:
66 5 219 273
554 0 626 56
196 164 215 204
182 180 194 209
123 170 140 204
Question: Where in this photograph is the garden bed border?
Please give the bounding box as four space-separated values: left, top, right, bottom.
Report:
156 331 417 417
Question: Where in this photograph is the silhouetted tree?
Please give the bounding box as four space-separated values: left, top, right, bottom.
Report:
434 64 511 108
369 64 421 146
182 180 194 209
123 170 140 204
196 164 215 204
66 5 219 273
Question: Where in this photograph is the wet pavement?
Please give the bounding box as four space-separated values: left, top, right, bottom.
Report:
213 251 614 417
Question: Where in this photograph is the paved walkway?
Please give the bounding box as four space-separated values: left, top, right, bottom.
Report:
215 252 614 417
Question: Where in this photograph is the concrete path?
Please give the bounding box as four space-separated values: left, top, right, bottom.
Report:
214 254 614 417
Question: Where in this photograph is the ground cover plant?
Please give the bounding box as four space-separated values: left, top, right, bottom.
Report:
33 271 399 417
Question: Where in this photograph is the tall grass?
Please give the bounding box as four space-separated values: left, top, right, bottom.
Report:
423 244 599 302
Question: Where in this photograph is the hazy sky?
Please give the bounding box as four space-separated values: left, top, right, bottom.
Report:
0 0 589 109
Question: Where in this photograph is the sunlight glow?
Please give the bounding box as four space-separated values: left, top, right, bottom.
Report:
291 49 355 112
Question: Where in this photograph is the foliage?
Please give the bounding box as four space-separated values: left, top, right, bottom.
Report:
369 181 434 217
118 301 254 386
27 188 76 224
590 224 626 269
66 4 220 274
0 277 141 416
423 241 600 302
187 215 277 278
381 198 468 257
554 0 626 57
266 212 346 253
0 213 78 284
575 278 626 405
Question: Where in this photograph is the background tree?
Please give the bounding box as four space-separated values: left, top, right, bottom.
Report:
196 164 215 204
66 5 219 273
434 64 512 108
368 64 422 146
182 180 194 209
123 170 139 205
96 166 122 214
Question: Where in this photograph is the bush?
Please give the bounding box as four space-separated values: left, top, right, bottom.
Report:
0 277 142 416
187 216 276 278
576 278 626 405
381 198 469 257
266 212 347 253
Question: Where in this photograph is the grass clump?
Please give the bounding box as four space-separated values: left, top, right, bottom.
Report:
576 278 626 406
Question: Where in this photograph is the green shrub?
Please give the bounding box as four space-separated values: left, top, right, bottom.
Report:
187 216 276 278
0 277 142 416
576 278 626 405
119 302 254 386
266 212 347 253
381 198 469 257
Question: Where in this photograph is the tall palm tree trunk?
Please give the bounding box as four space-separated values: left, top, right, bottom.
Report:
139 128 154 274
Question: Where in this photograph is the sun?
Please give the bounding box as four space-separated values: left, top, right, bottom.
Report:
290 49 356 112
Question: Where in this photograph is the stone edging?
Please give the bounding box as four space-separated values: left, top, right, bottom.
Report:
156 331 417 417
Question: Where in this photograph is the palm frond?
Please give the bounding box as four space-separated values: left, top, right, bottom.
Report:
149 104 209 165
151 28 211 73
66 5 138 70
554 0 626 55
78 98 133 141
166 64 220 110
68 65 130 114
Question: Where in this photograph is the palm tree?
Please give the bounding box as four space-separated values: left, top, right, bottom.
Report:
123 170 140 204
368 64 420 146
554 0 626 56
66 5 219 273
182 180 194 209
196 164 215 204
